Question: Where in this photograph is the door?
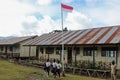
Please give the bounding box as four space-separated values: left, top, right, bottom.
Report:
36 47 39 59
67 47 72 64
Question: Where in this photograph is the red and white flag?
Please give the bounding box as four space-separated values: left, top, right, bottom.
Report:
61 4 73 12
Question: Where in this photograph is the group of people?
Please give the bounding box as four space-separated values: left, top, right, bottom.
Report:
44 59 62 78
45 59 117 80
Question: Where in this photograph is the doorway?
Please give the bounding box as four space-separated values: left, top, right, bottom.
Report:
67 47 72 64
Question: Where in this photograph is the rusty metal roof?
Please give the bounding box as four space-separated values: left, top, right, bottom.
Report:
24 25 120 46
0 35 37 45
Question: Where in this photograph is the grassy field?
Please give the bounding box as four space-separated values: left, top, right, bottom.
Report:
0 59 109 80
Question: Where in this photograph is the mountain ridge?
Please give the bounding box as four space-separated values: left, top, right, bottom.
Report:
0 36 16 40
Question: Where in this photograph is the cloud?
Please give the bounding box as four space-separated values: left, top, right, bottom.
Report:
38 15 57 33
21 15 61 35
61 0 73 3
18 0 37 5
85 0 97 6
23 16 38 24
0 0 36 36
0 0 22 36
21 16 38 35
0 0 60 36
37 0 53 5
21 10 92 36
84 0 120 27
36 4 60 18
65 11 92 30
1 0 120 37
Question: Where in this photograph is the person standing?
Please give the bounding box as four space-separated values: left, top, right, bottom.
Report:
56 60 62 78
111 60 117 80
52 59 57 78
45 59 51 76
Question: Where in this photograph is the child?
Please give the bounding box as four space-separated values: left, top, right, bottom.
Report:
56 60 62 78
45 59 51 76
111 60 116 80
52 59 57 78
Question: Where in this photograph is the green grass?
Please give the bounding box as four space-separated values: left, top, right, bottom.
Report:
0 59 45 80
0 59 107 80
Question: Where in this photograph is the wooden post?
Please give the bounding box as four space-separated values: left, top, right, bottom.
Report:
93 46 95 69
116 44 118 64
74 47 77 67
5 46 8 58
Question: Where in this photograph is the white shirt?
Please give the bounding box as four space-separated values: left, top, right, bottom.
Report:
57 63 61 69
52 62 57 68
46 62 51 67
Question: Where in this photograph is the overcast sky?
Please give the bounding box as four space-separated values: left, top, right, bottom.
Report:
0 0 120 36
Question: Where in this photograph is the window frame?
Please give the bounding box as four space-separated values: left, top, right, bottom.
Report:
83 47 97 56
56 47 62 55
46 47 54 54
101 47 117 57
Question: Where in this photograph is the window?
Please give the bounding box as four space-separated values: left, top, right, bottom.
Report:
101 47 117 57
74 47 80 55
56 47 62 55
13 46 19 52
46 47 54 54
83 47 97 56
56 47 66 55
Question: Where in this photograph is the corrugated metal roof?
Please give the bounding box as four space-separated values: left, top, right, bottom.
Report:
0 35 37 45
24 25 120 46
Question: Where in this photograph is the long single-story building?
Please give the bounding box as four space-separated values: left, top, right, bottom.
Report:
0 35 37 58
0 25 120 70
24 25 120 69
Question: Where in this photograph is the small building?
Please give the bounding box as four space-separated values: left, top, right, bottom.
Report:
24 25 120 70
0 35 37 59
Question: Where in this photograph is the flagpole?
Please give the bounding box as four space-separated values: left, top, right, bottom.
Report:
61 4 65 76
61 3 73 76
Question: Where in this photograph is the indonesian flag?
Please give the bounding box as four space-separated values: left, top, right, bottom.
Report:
61 4 73 12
